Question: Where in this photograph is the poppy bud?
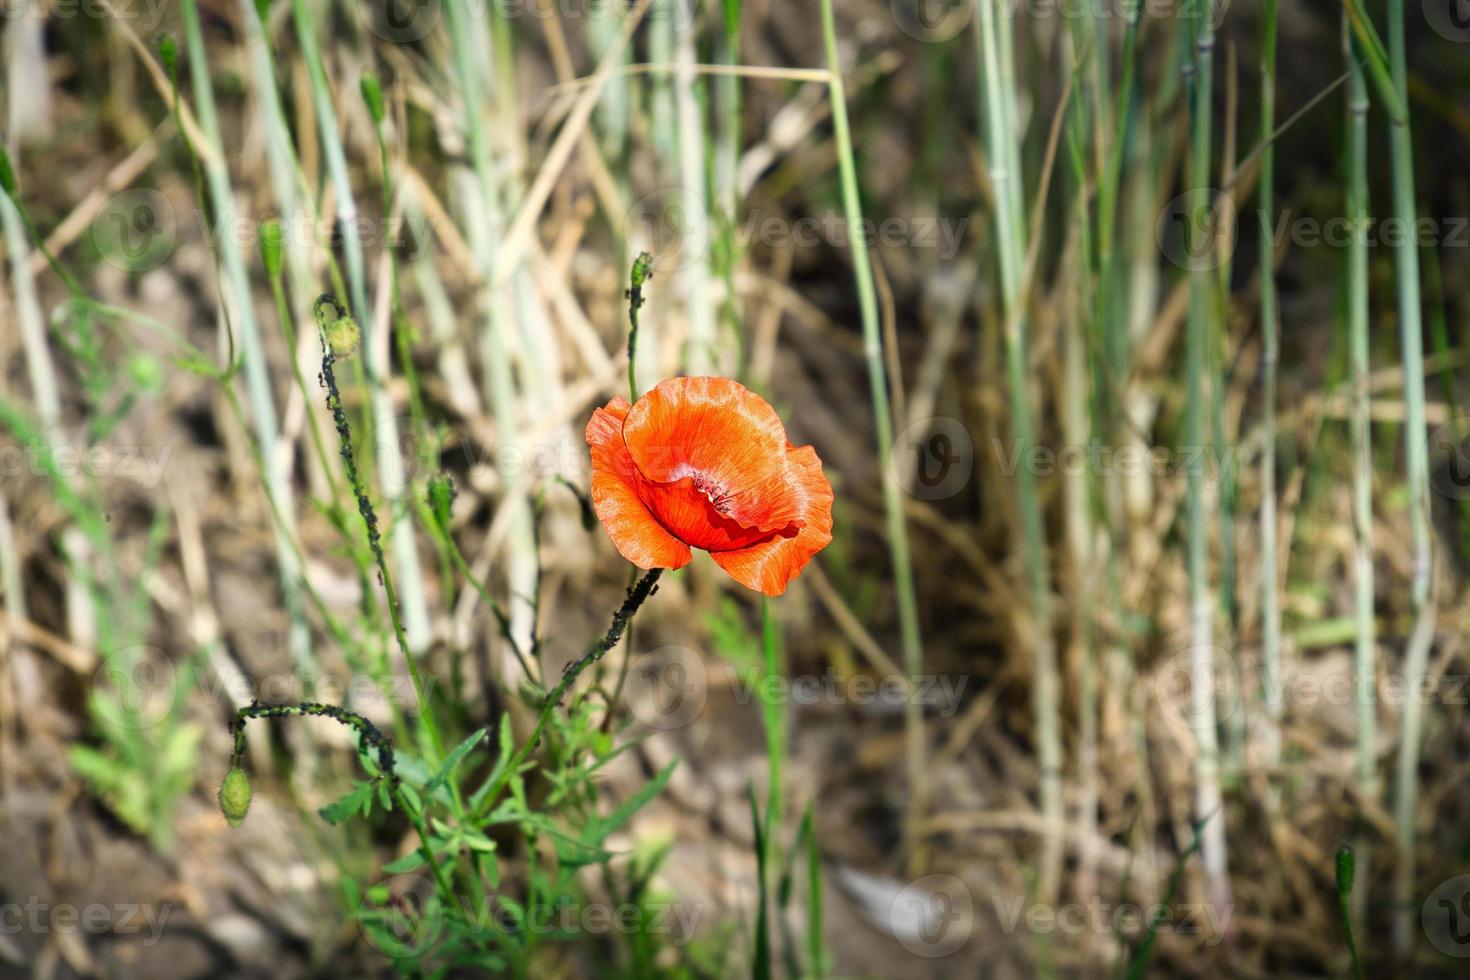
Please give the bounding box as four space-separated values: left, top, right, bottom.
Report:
1335 843 1355 899
0 147 17 199
427 474 455 532
361 73 386 127
260 219 284 281
128 353 164 393
630 251 654 290
218 767 252 827
330 316 361 358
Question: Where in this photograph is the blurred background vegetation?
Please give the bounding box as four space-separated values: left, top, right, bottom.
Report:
1 0 1470 976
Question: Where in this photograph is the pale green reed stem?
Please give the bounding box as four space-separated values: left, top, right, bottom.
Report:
1184 0 1230 915
714 0 744 365
1344 14 1376 809
181 0 311 673
674 5 715 374
291 0 432 654
1386 0 1434 953
975 0 1062 898
0 152 96 647
444 0 540 678
588 0 629 164
1258 0 1284 772
1343 11 1377 931
818 0 928 863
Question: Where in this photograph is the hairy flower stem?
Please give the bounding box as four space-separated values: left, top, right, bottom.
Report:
227 701 453 897
315 297 445 762
481 569 662 815
627 252 654 401
604 254 656 733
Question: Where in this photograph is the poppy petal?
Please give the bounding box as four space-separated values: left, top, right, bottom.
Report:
622 377 791 500
634 476 794 553
709 443 833 596
586 398 693 570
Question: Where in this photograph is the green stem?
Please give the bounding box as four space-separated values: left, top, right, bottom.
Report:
315 300 446 762
760 596 785 880
229 701 454 898
477 569 663 816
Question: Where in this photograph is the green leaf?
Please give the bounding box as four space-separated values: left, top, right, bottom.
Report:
394 753 434 788
0 146 18 198
319 780 376 824
749 784 771 980
383 849 427 874
427 727 487 797
469 714 515 814
584 759 677 846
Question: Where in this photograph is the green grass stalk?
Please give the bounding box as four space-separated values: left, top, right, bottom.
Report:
1384 0 1434 952
1344 7 1377 816
818 0 929 868
759 597 786 877
180 0 312 674
975 0 1063 897
1183 0 1231 915
674 13 716 374
290 0 432 655
1258 0 1284 771
444 0 541 678
0 155 97 648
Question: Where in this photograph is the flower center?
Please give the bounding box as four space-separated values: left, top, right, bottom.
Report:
691 474 734 516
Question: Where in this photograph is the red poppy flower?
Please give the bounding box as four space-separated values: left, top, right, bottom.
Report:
586 376 834 596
